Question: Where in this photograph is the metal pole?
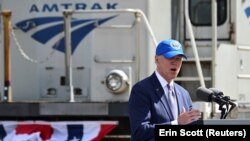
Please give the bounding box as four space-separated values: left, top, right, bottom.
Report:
184 0 211 119
135 12 141 82
184 0 205 88
137 9 158 47
211 0 218 118
63 10 75 102
2 10 12 102
211 0 217 88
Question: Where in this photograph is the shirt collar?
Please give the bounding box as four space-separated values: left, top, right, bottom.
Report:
155 70 174 89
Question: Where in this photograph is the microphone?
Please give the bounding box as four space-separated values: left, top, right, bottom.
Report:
209 88 224 96
196 87 227 104
209 88 235 103
196 87 237 119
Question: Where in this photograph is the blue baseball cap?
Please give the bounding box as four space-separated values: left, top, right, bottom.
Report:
156 39 187 59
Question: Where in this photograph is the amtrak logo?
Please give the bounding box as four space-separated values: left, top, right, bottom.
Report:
15 15 117 54
170 41 181 49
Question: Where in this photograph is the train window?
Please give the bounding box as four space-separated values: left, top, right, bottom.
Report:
189 0 227 26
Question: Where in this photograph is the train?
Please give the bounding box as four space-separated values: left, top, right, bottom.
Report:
0 0 250 140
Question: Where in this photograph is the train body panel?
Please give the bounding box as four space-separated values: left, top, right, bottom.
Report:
1 0 250 139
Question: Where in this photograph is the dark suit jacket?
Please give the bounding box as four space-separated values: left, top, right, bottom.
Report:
128 72 194 141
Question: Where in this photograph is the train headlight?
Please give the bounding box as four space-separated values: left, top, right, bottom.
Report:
105 69 129 94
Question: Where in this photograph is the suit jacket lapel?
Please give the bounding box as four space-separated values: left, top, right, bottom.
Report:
150 73 173 119
174 84 182 115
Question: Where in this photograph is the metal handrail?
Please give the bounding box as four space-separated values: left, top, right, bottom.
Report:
72 8 158 46
63 10 75 102
184 0 206 88
211 0 217 88
63 9 158 102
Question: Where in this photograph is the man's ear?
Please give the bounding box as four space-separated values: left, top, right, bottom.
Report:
155 55 159 60
155 57 158 63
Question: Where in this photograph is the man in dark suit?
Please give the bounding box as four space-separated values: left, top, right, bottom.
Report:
128 39 201 141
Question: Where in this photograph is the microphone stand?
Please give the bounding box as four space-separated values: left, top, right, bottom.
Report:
223 100 236 119
218 96 236 119
219 103 227 119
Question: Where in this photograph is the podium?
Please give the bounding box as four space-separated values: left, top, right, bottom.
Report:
203 119 250 125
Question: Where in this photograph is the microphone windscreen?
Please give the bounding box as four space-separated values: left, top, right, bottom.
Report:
196 87 213 102
209 88 223 95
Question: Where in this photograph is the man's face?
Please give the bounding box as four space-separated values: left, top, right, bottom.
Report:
155 55 183 83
